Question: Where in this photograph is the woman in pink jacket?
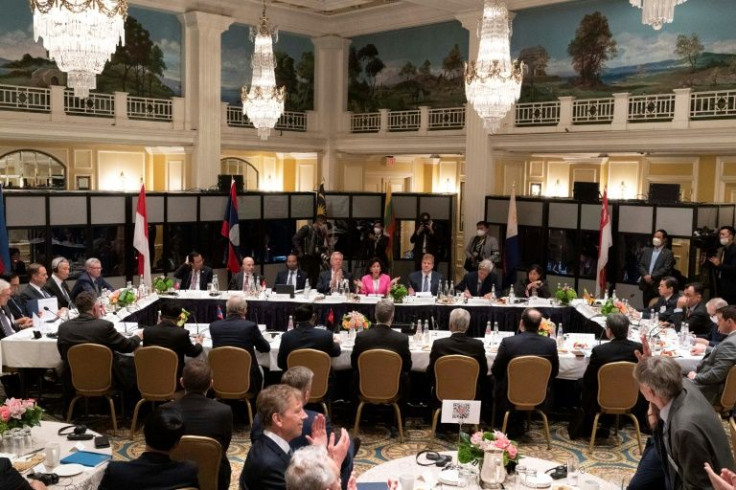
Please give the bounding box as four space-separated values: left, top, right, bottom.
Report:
355 257 399 295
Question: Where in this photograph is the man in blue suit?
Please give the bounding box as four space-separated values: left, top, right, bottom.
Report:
209 293 270 393
278 303 340 370
173 251 214 290
69 257 113 301
274 254 308 290
408 253 442 296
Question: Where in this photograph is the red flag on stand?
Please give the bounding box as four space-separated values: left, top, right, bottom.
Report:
133 183 151 286
221 179 241 273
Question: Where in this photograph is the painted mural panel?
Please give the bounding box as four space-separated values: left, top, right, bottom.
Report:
511 0 736 102
0 0 181 96
222 25 314 112
348 21 468 112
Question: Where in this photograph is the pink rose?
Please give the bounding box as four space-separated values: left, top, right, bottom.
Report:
493 431 510 447
6 399 23 419
0 406 10 423
470 432 483 445
507 444 518 460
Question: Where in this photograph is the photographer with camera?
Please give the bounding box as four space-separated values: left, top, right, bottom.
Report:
173 251 213 290
410 212 440 270
709 226 736 305
464 221 500 272
293 214 330 288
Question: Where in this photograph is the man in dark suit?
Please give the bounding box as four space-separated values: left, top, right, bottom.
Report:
647 276 680 324
686 304 736 405
0 457 46 489
410 212 440 270
251 367 356 490
316 251 354 294
275 254 308 290
0 279 32 398
5 273 28 320
164 359 233 490
45 257 74 309
228 256 262 292
427 308 490 419
173 251 214 291
99 405 199 490
69 257 113 301
293 214 329 287
143 302 204 381
242 384 350 490
710 225 736 305
638 229 675 308
692 298 728 353
0 276 32 333
455 259 502 298
19 263 53 308
569 314 643 439
671 282 712 337
634 356 734 490
491 308 559 435
408 253 442 296
209 293 270 392
57 291 141 391
278 303 340 370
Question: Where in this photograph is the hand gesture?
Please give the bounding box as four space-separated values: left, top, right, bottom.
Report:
390 277 400 286
195 334 204 345
635 332 652 361
327 428 350 467
306 413 328 447
705 463 736 490
710 256 722 267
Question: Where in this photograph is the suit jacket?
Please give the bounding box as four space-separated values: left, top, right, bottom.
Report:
410 222 441 258
360 274 392 295
427 332 489 396
164 393 233 490
69 271 113 301
664 380 735 490
716 242 736 302
647 293 680 323
45 277 73 309
637 247 675 290
513 278 551 298
241 434 291 490
491 331 559 392
209 316 270 391
277 322 341 370
457 270 502 297
19 284 50 305
0 306 19 339
671 301 711 337
57 313 140 361
274 268 308 290
350 324 411 372
408 270 442 296
143 320 203 380
99 452 199 490
229 272 263 291
174 264 214 290
582 338 642 395
0 457 33 490
6 296 25 320
693 331 736 404
316 269 354 294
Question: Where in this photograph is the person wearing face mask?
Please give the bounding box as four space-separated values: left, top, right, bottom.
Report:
637 229 675 309
410 212 440 270
464 221 500 272
709 226 736 305
361 221 389 268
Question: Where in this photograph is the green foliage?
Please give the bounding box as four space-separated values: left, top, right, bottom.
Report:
117 288 137 307
154 276 173 293
675 33 704 73
554 285 577 305
389 284 408 303
0 399 43 434
567 11 617 87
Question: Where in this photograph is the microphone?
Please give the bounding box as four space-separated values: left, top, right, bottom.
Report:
42 306 61 323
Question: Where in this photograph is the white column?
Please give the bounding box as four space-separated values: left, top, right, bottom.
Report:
181 11 232 189
312 35 350 190
458 11 495 246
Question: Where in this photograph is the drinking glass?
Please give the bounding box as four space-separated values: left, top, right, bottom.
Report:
567 456 579 485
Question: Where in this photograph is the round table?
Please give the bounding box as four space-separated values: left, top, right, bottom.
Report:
20 421 111 490
357 452 619 489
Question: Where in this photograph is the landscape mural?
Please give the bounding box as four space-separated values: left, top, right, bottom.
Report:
0 0 182 97
221 25 314 112
348 21 468 112
510 0 736 102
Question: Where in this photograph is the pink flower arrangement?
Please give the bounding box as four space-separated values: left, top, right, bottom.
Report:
0 398 43 434
458 430 521 468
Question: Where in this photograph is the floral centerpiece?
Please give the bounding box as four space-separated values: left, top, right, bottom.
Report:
0 398 43 434
342 311 371 331
458 430 520 472
555 284 577 305
110 288 137 309
601 298 627 316
539 318 556 337
389 284 408 303
177 308 191 327
153 276 174 294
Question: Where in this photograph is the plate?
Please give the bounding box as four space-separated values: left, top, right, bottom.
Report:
524 474 553 488
55 463 86 477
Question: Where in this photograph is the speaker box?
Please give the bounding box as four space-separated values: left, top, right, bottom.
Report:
648 183 680 204
573 182 600 202
218 174 244 193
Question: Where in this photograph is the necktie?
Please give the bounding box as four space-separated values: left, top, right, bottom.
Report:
40 287 50 298
243 275 250 291
0 310 13 337
289 271 295 287
477 280 482 295
60 283 70 302
191 270 199 290
423 275 429 293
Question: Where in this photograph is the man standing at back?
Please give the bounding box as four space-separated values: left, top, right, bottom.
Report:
164 359 233 490
278 303 340 371
209 294 270 393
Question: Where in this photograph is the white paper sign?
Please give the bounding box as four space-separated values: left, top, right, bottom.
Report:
440 399 481 424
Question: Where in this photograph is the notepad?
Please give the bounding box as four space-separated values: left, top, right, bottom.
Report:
60 450 110 467
356 483 388 490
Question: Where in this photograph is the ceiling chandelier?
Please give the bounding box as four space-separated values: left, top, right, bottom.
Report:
29 0 127 99
464 0 524 135
241 1 285 141
629 0 686 30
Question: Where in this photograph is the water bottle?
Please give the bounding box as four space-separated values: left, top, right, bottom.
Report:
603 289 609 301
491 284 496 300
449 280 455 294
612 289 617 301
509 287 516 303
557 323 564 348
213 275 219 292
423 319 430 345
680 322 689 347
485 320 492 344
304 278 311 295
287 315 294 331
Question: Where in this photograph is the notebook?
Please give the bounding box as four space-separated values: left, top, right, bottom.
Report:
60 450 110 467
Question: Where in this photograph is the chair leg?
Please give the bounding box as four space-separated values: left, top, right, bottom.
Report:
589 413 602 451
321 402 329 418
627 413 643 455
430 408 440 440
106 396 117 436
525 412 531 432
614 414 620 437
244 399 254 426
501 411 511 434
66 396 81 423
729 417 736 456
491 405 496 430
130 399 146 439
393 403 404 443
353 401 365 437
536 409 551 450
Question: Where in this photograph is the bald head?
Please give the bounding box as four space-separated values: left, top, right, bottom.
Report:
521 308 542 332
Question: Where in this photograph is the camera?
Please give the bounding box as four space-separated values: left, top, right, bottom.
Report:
693 227 720 256
28 473 60 485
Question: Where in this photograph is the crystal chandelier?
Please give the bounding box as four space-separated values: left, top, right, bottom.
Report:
464 0 524 134
29 0 127 99
241 1 285 141
629 0 687 30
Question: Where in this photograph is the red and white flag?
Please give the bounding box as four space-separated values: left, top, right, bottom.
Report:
133 183 151 286
596 188 612 297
